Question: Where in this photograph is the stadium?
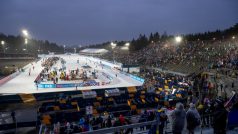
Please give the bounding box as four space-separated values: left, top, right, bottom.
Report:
1 1 238 134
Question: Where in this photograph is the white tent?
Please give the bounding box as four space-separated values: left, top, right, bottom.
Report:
80 48 108 56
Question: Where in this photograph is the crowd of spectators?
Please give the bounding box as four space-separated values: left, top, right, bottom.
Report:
98 37 238 74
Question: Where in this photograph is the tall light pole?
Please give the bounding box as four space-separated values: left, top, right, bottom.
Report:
22 29 29 53
111 42 117 63
125 43 130 64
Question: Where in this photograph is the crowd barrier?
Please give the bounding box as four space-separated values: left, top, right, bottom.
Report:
0 87 129 104
38 80 99 88
0 71 20 86
121 71 145 83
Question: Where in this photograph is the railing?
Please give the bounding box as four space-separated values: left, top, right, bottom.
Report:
121 71 145 83
38 115 157 134
80 120 157 134
1 107 237 133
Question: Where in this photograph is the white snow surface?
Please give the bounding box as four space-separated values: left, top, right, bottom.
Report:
0 54 143 95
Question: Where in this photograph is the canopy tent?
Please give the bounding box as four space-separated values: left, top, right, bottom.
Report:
80 48 108 56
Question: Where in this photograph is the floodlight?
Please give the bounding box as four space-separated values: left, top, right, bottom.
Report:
175 36 182 43
1 40 5 45
22 29 28 37
111 42 117 48
125 43 130 47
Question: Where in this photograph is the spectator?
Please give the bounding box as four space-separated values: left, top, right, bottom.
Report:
125 118 133 134
11 111 16 123
186 103 201 134
220 84 223 91
139 110 148 130
79 117 85 126
146 112 155 129
159 109 168 134
97 115 103 128
106 115 112 127
203 102 211 127
170 102 186 134
66 121 71 133
113 118 121 127
119 114 126 125
213 97 228 134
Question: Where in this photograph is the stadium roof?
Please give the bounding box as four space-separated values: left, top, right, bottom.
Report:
80 48 108 54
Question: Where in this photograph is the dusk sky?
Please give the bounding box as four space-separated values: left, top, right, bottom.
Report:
0 0 238 46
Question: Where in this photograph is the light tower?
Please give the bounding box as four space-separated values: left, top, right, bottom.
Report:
22 29 29 53
111 42 117 63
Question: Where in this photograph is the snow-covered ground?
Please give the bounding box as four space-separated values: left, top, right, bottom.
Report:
0 54 143 95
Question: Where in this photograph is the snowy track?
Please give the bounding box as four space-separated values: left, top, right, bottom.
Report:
0 54 143 94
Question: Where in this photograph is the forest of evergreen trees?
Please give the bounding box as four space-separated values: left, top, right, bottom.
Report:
0 34 64 55
0 23 237 55
83 23 238 52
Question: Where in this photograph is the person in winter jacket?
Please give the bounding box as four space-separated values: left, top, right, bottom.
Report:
159 109 168 134
171 102 186 134
186 103 201 134
213 97 228 134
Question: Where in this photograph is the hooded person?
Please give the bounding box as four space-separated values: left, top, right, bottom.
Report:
186 103 201 134
213 97 228 134
170 102 186 134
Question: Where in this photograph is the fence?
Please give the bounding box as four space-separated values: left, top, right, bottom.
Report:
0 71 20 86
37 80 99 88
